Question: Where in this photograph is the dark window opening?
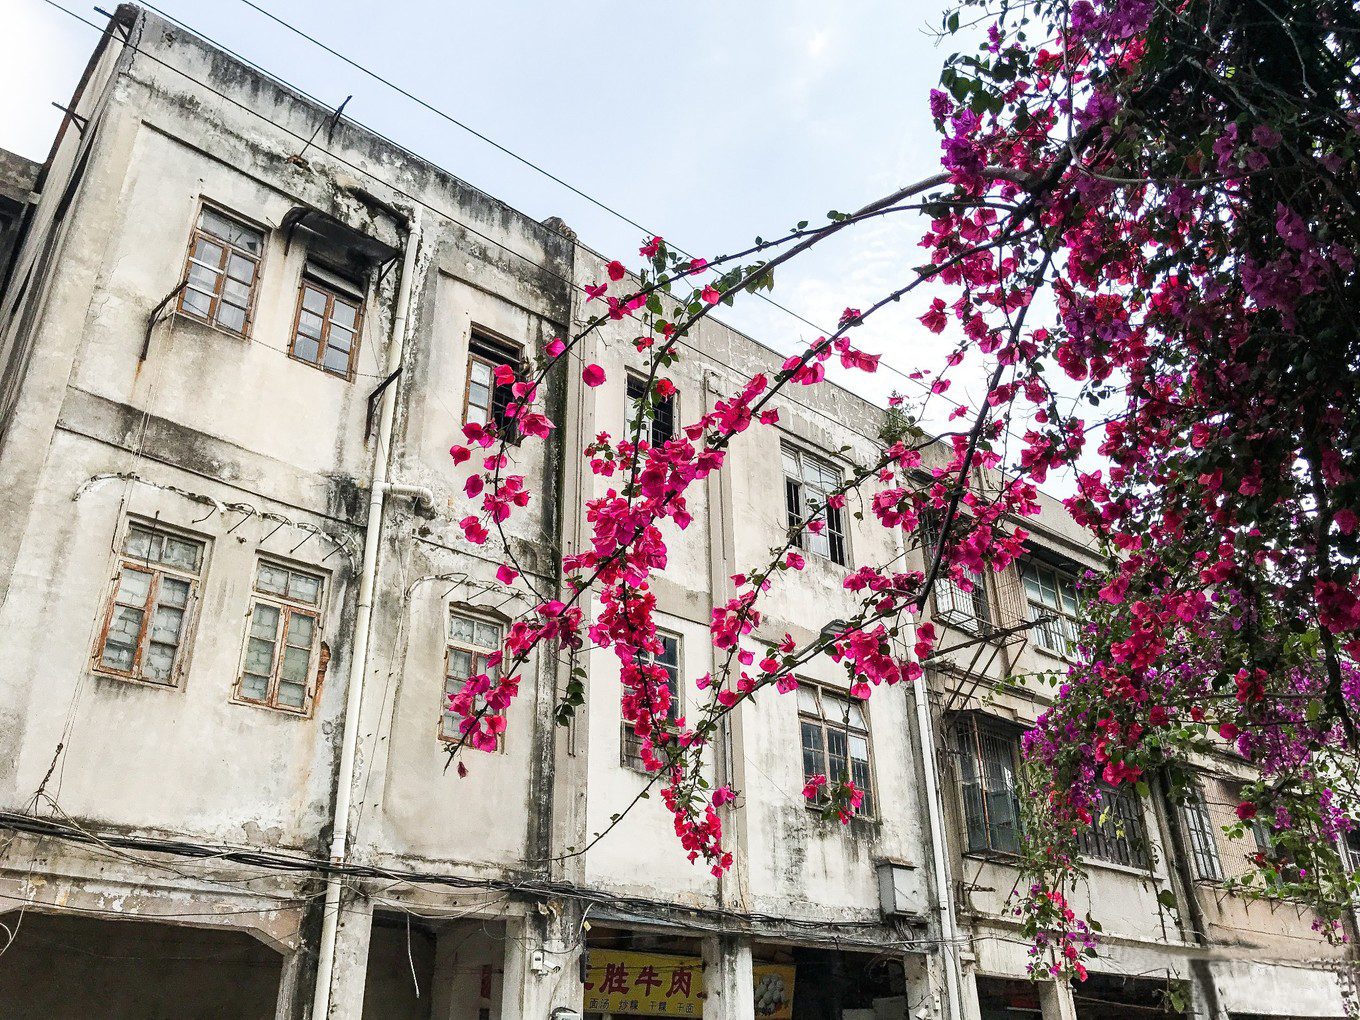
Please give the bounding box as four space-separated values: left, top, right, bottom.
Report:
465 332 524 443
626 373 676 446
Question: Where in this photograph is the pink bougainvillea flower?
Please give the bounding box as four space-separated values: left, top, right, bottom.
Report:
584 282 607 302
701 285 721 305
496 563 519 585
606 260 626 281
640 236 662 257
448 444 471 465
546 338 566 357
582 364 606 387
493 363 516 386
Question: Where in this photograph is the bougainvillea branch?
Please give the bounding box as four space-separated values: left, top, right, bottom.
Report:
439 0 1360 980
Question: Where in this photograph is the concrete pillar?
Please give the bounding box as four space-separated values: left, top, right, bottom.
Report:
954 964 982 1020
326 893 374 1019
274 946 311 1020
1038 979 1077 1020
500 909 585 1020
701 935 753 1020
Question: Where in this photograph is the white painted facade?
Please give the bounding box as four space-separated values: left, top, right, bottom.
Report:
0 6 1351 1018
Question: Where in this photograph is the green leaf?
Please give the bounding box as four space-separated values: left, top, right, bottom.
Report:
1157 890 1178 910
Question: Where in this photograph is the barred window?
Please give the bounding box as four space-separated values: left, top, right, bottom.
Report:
1077 782 1149 868
290 265 364 379
799 685 875 817
237 561 324 714
621 633 680 770
465 332 524 443
94 523 205 686
1181 785 1224 881
956 715 1022 855
179 205 263 335
1020 559 1081 655
626 373 676 446
783 444 847 566
441 610 504 743
921 514 990 632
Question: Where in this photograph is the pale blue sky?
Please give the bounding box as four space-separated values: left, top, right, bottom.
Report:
5 1 1006 430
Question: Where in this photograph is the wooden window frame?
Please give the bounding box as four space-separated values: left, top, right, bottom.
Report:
955 714 1024 856
1181 783 1224 881
234 560 325 716
798 683 876 818
441 607 505 746
625 372 677 447
463 331 525 445
620 631 682 771
782 442 849 567
289 265 365 380
1019 558 1081 656
92 521 206 688
177 202 265 337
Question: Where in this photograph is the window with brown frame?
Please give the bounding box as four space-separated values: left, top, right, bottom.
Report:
956 714 1023 855
783 443 848 566
290 265 364 378
441 609 504 744
621 632 681 771
798 684 875 817
464 332 524 443
179 205 264 335
94 522 206 686
236 561 324 714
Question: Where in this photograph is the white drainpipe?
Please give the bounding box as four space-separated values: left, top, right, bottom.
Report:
905 608 967 1020
311 210 422 1019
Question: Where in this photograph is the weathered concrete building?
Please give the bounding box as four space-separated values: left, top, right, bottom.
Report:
0 5 1352 1018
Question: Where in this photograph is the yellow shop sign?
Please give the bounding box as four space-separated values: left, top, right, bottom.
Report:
582 950 795 1018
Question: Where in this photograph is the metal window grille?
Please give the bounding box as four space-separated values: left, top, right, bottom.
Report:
237 561 324 713
1181 787 1224 881
956 715 1023 854
621 633 680 770
1346 831 1360 875
290 266 364 379
179 206 263 335
94 523 205 686
782 444 847 566
1077 783 1149 868
921 514 990 632
625 373 676 446
465 333 524 443
798 685 874 817
1019 559 1081 654
442 610 504 743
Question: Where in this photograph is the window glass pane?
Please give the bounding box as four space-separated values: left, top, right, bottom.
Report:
182 287 213 318
161 538 202 572
116 567 152 605
225 253 255 284
216 302 246 333
200 208 262 253
782 447 799 477
800 721 824 781
240 671 270 700
470 361 492 386
101 606 143 669
144 643 176 681
450 614 477 644
293 336 319 363
447 649 474 680
286 612 315 649
124 528 154 560
277 681 307 708
302 286 328 315
473 622 501 648
245 636 275 677
806 527 831 560
797 686 820 717
328 326 354 352
150 604 184 646
323 345 351 375
288 572 321 605
848 733 869 761
280 645 310 684
331 300 358 329
468 382 491 412
250 602 281 639
257 564 289 596
827 729 849 780
298 311 325 340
